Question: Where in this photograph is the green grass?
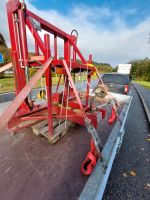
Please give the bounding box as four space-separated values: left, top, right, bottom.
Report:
0 77 14 93
0 74 97 93
135 80 150 90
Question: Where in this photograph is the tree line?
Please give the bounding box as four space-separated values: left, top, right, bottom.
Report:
129 58 150 81
92 61 113 73
1 32 150 81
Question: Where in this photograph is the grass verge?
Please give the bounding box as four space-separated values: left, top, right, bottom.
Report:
135 80 150 90
0 74 97 93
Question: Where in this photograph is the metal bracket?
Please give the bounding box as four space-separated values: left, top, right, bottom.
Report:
29 16 41 31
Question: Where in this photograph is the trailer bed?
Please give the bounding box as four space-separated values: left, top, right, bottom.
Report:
0 93 132 200
0 109 117 200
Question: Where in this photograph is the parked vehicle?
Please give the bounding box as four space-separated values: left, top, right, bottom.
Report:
117 64 131 74
101 73 131 94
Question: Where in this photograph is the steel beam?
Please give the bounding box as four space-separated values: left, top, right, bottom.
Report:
62 60 84 111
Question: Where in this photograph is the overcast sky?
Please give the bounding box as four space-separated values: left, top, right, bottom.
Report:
0 0 150 66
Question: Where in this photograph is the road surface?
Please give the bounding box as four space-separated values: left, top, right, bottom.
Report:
133 83 150 112
103 85 150 200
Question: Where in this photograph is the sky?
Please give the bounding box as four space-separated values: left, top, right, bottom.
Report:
1 0 150 66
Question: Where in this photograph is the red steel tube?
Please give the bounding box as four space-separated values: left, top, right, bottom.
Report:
44 34 53 136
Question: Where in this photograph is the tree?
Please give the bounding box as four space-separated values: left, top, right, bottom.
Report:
129 58 150 81
0 33 11 64
0 33 11 78
0 33 7 47
93 61 113 73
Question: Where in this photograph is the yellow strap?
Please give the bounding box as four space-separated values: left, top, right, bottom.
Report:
85 63 94 67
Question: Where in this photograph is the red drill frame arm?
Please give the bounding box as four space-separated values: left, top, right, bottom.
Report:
2 0 102 137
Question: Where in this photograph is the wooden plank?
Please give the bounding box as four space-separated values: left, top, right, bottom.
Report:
31 120 48 135
40 121 74 143
31 119 65 136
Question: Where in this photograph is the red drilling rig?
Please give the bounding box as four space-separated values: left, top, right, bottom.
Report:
0 1 132 197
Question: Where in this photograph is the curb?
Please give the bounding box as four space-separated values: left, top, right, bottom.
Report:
132 83 150 128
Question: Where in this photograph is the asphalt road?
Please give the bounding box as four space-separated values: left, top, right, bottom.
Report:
103 85 150 200
0 79 99 103
133 83 150 111
0 91 15 103
0 83 149 199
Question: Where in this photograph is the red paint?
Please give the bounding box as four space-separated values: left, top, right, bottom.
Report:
124 84 129 94
108 107 117 124
2 0 106 147
81 139 99 175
